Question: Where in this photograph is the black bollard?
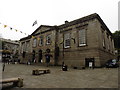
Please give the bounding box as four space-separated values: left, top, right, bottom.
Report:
62 65 67 71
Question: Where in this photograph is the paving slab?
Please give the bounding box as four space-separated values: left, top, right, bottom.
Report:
0 63 118 88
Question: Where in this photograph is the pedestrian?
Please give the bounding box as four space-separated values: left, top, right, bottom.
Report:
45 53 52 67
7 58 10 64
3 63 5 72
27 59 31 65
34 58 36 63
17 57 20 64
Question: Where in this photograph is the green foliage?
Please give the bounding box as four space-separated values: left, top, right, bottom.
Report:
0 40 6 50
112 30 120 49
0 40 2 49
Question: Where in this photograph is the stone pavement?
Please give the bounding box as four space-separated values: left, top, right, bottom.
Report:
0 63 119 88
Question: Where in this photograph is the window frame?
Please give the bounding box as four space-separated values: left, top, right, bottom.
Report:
33 38 37 47
46 34 51 45
39 36 43 46
102 32 105 48
64 33 71 48
21 42 25 53
107 34 110 51
26 41 30 52
78 29 87 47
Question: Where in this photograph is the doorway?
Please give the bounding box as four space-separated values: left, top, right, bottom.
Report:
32 50 35 62
22 51 26 58
39 50 42 63
85 58 95 67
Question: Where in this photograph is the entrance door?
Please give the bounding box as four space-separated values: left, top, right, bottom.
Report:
32 50 35 62
39 50 42 63
85 58 95 67
85 58 89 67
22 51 26 58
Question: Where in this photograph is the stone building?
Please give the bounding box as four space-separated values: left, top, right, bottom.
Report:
0 38 19 62
19 13 115 68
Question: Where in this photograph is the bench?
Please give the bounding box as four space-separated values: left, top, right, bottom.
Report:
0 77 23 87
32 69 50 75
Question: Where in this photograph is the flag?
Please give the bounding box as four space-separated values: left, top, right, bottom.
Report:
15 29 18 32
37 37 40 40
10 27 12 30
32 36 34 38
4 25 7 28
32 20 37 26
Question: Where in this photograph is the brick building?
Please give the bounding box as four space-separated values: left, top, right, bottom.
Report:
19 13 115 68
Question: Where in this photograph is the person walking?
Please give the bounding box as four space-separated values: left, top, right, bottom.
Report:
45 52 52 67
2 63 5 72
34 58 36 63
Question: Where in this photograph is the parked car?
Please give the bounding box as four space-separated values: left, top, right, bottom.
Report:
105 59 119 68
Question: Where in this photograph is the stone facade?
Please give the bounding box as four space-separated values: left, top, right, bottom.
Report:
0 38 19 62
0 38 19 54
19 13 115 68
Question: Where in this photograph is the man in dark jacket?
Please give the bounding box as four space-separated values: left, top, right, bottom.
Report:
45 49 52 67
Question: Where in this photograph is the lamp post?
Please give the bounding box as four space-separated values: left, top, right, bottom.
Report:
60 36 76 64
60 35 64 59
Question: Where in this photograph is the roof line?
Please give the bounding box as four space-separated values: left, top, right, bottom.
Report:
20 13 113 41
31 25 54 35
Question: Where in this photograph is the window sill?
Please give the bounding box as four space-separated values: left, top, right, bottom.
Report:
64 46 70 49
79 44 87 47
46 43 51 45
39 45 43 47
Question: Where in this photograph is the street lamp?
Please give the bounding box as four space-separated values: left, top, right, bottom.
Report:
60 37 76 63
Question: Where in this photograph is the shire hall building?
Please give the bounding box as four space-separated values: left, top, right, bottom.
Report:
19 13 115 68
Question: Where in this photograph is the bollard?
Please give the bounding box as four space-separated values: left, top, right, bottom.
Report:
62 65 67 71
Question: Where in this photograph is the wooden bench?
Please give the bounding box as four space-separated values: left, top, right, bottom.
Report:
0 77 23 87
32 69 50 75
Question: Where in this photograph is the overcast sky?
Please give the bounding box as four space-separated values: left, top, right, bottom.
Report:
0 0 119 40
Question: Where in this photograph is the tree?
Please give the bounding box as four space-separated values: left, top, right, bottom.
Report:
112 30 120 49
0 40 5 50
113 30 120 61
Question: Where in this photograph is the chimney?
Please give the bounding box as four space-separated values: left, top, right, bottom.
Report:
65 20 69 24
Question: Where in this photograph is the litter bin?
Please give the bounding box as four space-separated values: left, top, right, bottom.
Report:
62 65 67 71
